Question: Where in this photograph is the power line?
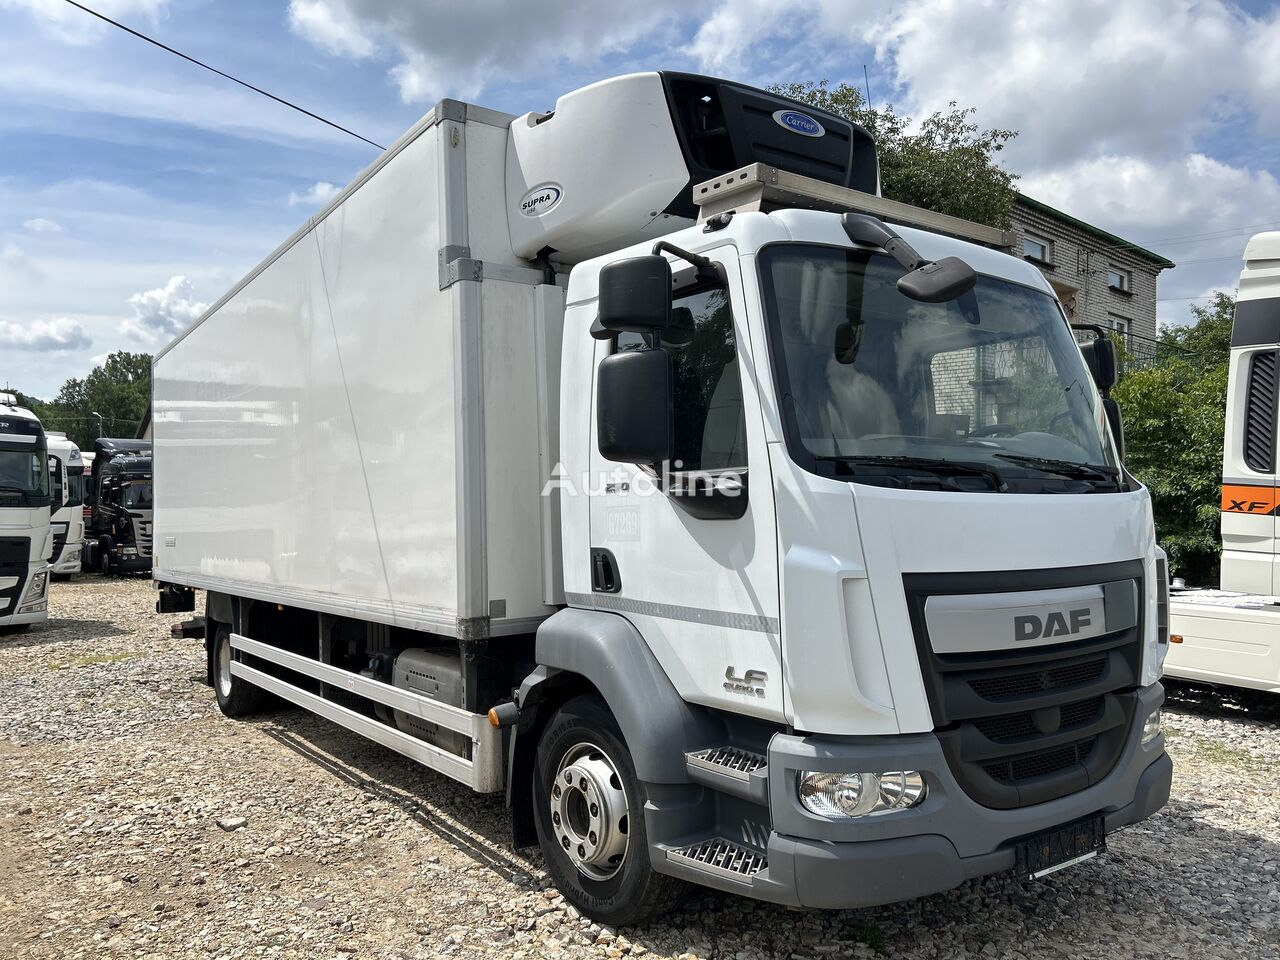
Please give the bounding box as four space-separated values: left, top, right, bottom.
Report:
62 0 385 151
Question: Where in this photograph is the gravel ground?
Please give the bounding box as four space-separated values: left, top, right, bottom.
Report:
1 577 1277 960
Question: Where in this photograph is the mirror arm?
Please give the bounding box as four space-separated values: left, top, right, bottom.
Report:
651 241 721 284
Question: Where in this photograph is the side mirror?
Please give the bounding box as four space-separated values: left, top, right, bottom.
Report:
597 348 672 463
1079 337 1118 393
593 255 672 339
897 257 977 303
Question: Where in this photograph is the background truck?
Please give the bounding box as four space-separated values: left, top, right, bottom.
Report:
1166 231 1280 693
84 437 153 576
152 72 1172 923
0 392 52 630
45 431 85 579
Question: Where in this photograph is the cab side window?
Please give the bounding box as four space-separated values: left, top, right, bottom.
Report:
615 284 747 471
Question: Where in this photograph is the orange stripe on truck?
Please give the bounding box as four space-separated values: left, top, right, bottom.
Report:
1221 483 1278 514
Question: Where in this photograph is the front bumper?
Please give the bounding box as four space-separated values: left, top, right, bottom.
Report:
52 546 81 575
656 682 1170 908
0 563 50 626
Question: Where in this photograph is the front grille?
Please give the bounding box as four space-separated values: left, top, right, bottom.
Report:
984 738 1098 785
904 561 1145 810
968 657 1106 701
0 536 30 612
51 529 68 564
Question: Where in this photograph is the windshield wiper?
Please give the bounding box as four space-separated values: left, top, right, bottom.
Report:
817 454 1008 492
991 453 1121 484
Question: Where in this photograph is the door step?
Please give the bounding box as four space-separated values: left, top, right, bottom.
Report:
686 746 766 781
684 746 768 803
666 838 767 883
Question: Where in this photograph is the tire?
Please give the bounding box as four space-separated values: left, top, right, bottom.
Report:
98 544 112 578
211 622 268 718
533 695 688 925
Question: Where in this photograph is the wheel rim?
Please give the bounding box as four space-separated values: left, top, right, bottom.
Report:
215 633 233 698
550 741 630 881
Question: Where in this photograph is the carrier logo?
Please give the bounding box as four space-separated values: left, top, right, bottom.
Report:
519 184 562 218
1014 608 1092 642
772 109 825 138
723 666 768 698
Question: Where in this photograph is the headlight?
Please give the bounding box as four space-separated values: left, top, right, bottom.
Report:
798 771 927 819
22 570 47 602
1141 709 1162 745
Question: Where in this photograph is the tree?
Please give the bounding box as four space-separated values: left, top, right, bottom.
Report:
1112 293 1234 585
769 81 1020 229
16 351 153 451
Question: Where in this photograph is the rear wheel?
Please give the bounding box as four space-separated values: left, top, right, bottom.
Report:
211 623 267 717
533 695 687 925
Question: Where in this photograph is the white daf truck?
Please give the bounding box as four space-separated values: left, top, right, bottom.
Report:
0 393 52 630
152 72 1172 922
1166 231 1280 692
46 431 85 579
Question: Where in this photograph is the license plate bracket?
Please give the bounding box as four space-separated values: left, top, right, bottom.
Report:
1016 815 1106 880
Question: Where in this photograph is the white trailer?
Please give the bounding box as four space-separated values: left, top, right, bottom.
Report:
153 72 1172 923
1166 232 1280 692
45 432 85 578
0 393 52 629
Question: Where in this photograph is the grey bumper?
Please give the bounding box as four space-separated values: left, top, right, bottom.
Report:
773 747 1170 909
655 682 1171 909
769 682 1169 908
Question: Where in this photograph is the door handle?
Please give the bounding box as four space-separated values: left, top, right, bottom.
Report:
590 548 621 593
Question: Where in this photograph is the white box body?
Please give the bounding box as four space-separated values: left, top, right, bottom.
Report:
152 103 564 638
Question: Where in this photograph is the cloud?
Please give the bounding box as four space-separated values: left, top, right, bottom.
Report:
121 275 207 344
287 0 690 102
0 0 170 44
0 241 43 281
0 316 91 351
287 181 339 207
22 217 62 234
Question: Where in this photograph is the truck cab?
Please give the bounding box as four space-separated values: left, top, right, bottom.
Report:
84 438 153 575
549 204 1171 907
45 432 85 579
0 393 52 630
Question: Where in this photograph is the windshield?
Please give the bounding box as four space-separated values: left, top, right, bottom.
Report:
0 445 52 505
759 244 1119 491
123 481 153 509
65 466 84 508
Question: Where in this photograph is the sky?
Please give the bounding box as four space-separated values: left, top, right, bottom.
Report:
3 0 1280 397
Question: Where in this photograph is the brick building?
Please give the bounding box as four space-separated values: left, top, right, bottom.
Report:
1010 194 1174 363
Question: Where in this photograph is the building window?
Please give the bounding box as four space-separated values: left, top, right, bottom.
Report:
1107 315 1131 340
1022 234 1051 264
1107 267 1131 292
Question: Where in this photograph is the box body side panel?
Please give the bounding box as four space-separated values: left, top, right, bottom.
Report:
153 126 463 630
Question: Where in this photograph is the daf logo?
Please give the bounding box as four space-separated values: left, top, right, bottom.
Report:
724 666 768 698
1014 608 1092 642
519 183 562 218
772 109 825 138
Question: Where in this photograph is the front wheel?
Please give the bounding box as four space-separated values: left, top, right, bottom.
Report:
98 544 112 577
532 695 687 925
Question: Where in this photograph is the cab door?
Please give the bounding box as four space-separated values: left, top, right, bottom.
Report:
585 252 782 720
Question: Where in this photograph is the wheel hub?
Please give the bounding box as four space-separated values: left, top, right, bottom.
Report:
550 743 629 880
